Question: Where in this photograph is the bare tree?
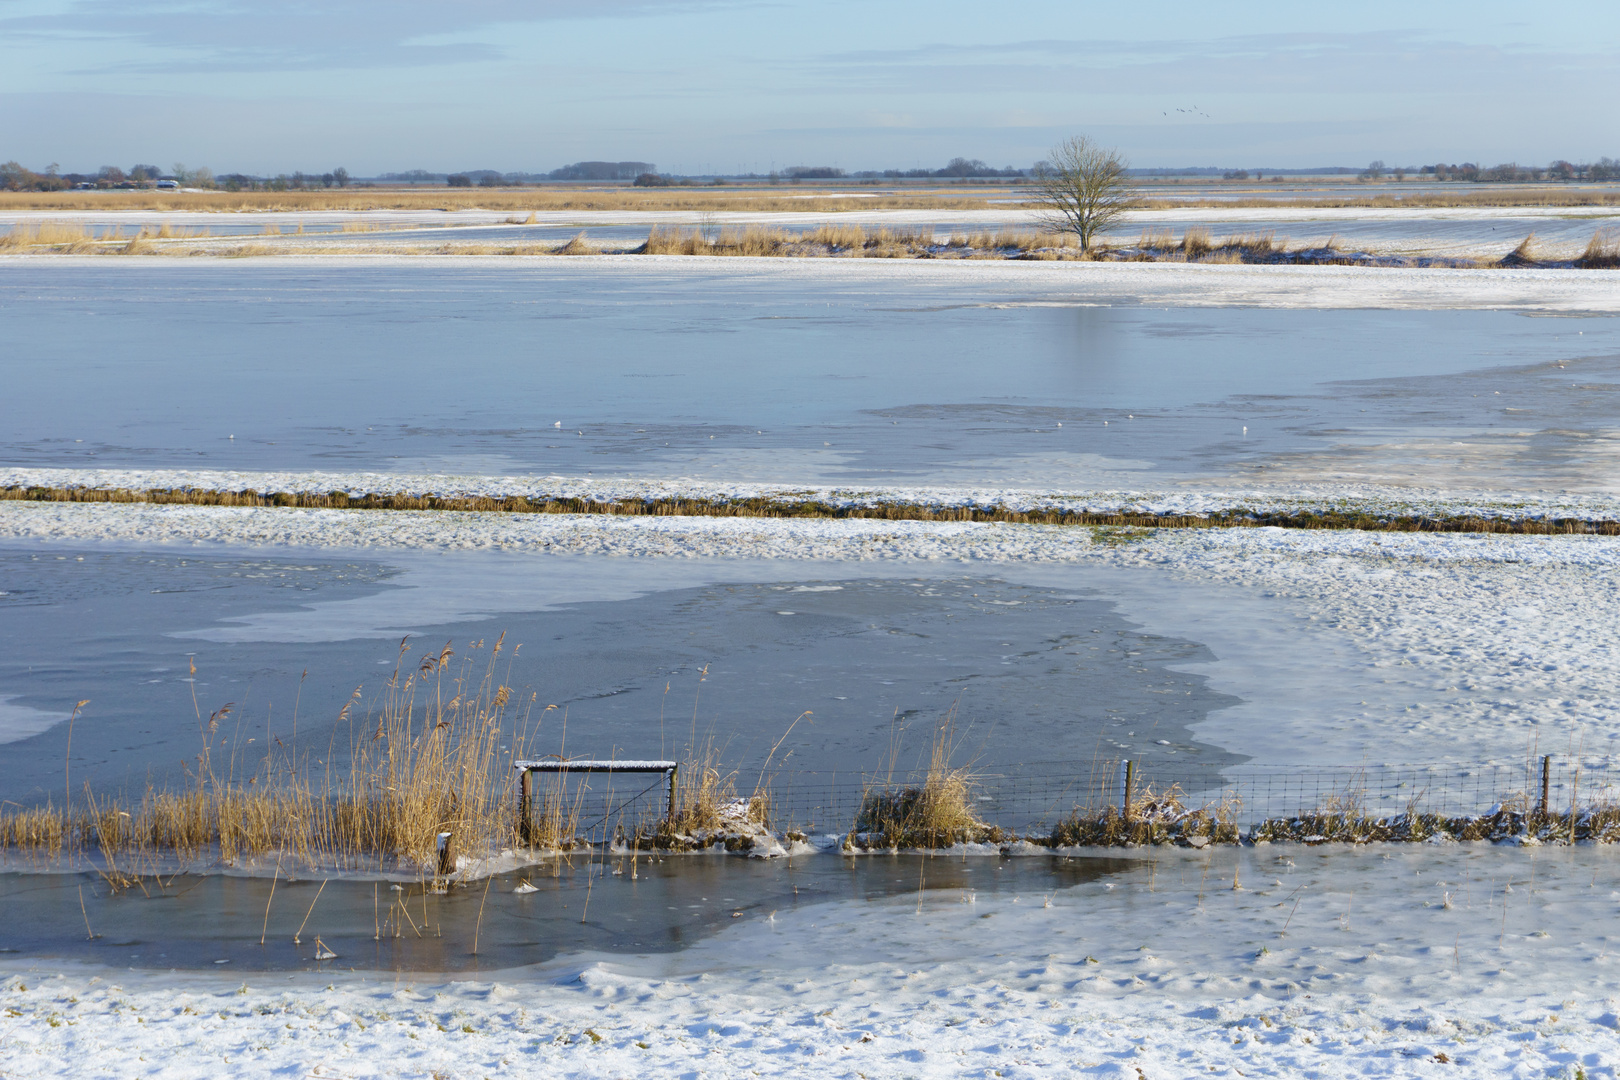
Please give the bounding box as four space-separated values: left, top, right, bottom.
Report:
1032 136 1134 251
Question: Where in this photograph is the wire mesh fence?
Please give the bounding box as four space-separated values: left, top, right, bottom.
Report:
753 757 1620 836
515 756 1620 840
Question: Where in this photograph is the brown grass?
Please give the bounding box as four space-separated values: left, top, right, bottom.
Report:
1577 228 1620 268
552 231 595 255
847 720 1001 850
1181 226 1213 258
1051 783 1244 847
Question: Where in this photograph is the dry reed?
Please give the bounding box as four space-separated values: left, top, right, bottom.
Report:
1577 228 1620 268
0 636 536 876
847 721 1001 849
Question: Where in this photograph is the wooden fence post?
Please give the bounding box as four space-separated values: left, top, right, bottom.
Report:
1121 760 1135 822
437 831 455 878
1540 755 1552 820
519 768 533 846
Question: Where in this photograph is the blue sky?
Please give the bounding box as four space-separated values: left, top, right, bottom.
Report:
0 0 1615 175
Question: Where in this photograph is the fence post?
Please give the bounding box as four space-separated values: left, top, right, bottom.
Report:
437 831 455 878
518 768 533 847
668 765 679 823
1539 755 1552 820
1121 760 1135 821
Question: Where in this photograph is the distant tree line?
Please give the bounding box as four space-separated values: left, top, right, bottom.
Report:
1419 158 1620 182
7 154 1620 192
0 161 353 191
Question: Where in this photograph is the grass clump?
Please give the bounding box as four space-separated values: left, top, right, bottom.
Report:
1577 228 1620 268
1051 785 1242 847
846 722 1003 850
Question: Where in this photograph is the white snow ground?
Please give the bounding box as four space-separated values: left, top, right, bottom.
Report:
6 845 1620 1078
7 251 1620 314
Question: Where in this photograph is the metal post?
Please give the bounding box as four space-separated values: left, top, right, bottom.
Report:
1540 755 1552 820
519 768 533 846
1121 760 1135 821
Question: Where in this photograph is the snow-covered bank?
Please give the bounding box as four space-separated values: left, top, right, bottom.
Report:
5 846 1619 1078
7 250 1620 311
10 466 1620 523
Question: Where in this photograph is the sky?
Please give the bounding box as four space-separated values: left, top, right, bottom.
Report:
0 0 1616 176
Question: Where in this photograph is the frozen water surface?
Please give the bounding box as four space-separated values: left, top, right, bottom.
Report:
3 259 1618 492
0 542 1239 805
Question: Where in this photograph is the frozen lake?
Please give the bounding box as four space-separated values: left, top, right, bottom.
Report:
4 258 1619 494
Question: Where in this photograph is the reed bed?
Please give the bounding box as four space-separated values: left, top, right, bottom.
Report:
0 637 536 877
6 482 1620 535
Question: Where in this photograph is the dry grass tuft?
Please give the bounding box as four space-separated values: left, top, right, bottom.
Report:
553 231 594 255
1181 227 1212 258
847 721 1000 850
1577 228 1620 268
1051 784 1242 847
1502 233 1539 265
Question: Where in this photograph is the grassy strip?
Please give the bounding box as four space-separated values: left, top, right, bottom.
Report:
6 483 1620 535
6 220 1618 267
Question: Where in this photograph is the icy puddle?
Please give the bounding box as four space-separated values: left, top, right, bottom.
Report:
0 854 1135 973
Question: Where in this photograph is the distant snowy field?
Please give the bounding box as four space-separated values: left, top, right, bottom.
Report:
3 203 1618 258
6 846 1619 1078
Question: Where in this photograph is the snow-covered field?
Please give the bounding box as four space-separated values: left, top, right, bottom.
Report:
4 203 1618 259
6 845 1619 1078
10 465 1620 521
